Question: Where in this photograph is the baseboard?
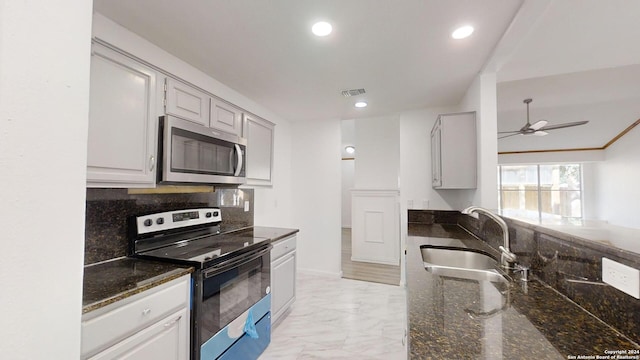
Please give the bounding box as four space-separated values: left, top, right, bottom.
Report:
297 267 341 278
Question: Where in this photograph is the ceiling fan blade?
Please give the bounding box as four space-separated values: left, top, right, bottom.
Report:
497 130 522 134
498 133 522 139
538 120 589 131
530 120 548 130
533 131 548 136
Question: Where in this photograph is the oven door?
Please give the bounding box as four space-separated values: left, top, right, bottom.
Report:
159 115 246 185
199 245 271 349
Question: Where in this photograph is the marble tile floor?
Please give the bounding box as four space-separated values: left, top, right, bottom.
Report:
260 272 407 360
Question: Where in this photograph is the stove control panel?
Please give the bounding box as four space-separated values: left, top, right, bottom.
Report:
135 208 222 235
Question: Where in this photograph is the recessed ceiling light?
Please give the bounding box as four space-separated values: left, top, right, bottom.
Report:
312 21 332 36
452 25 474 39
354 101 367 108
345 146 355 154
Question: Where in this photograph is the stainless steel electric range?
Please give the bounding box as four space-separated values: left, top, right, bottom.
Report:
129 208 272 360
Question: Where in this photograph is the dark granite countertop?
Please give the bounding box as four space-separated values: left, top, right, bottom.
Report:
407 223 639 359
250 226 299 243
82 258 193 314
83 226 297 315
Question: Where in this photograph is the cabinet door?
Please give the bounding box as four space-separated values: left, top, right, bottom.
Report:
165 78 210 126
245 114 275 185
431 112 476 189
87 43 158 188
89 308 189 360
431 119 442 187
210 98 244 136
271 251 296 322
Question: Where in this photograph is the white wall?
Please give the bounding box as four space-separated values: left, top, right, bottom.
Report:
252 120 293 228
499 150 605 164
292 120 342 276
458 72 499 210
341 160 355 227
0 1 92 359
92 13 294 228
399 107 461 212
353 115 400 189
594 126 640 229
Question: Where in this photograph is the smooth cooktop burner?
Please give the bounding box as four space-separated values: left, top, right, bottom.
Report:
139 231 269 265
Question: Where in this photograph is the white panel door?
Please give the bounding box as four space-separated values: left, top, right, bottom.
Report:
89 308 188 360
245 114 275 185
210 98 244 136
351 190 400 265
165 78 210 126
271 251 296 323
87 43 158 187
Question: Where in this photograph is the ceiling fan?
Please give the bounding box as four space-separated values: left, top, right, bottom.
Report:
498 98 589 139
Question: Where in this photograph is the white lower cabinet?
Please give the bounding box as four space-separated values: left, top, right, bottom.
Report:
90 308 188 360
271 235 296 323
81 275 191 360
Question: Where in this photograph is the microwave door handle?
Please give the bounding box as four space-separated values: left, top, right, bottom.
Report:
233 144 243 176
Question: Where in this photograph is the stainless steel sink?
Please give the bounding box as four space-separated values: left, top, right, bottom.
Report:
420 245 509 283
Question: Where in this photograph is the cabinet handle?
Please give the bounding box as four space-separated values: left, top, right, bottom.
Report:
165 315 182 327
149 156 156 171
142 308 151 316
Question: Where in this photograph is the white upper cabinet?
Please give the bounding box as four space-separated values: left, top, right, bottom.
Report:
87 43 159 188
165 78 210 126
245 114 275 185
431 112 477 189
210 98 245 137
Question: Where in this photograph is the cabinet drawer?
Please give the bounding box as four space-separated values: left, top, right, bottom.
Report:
81 275 190 358
271 235 296 261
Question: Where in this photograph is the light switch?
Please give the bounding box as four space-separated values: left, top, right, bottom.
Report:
244 201 250 212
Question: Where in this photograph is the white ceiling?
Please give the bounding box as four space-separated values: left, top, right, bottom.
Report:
93 0 640 152
93 0 522 122
496 0 640 152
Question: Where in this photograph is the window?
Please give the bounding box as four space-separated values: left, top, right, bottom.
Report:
498 164 583 221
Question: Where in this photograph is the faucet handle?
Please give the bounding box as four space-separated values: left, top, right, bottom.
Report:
512 264 530 282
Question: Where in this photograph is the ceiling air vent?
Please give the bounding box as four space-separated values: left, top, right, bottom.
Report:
341 88 366 97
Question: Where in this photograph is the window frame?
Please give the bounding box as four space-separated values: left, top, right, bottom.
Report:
497 163 584 222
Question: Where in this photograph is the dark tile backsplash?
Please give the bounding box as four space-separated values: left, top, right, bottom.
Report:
408 209 640 342
85 188 253 265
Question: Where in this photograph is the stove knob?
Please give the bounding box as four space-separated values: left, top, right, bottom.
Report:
205 212 212 218
156 217 164 225
143 219 152 227
213 211 219 217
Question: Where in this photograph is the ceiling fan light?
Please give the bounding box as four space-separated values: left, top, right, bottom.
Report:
530 120 548 130
534 131 549 136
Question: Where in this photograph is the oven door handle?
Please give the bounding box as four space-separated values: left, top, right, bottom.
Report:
203 245 271 278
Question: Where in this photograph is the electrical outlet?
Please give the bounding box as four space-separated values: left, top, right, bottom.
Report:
602 257 640 299
244 201 250 212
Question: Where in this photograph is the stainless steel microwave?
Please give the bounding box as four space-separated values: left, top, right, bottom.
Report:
158 115 246 185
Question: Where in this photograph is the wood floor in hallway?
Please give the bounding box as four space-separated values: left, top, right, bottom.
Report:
341 228 401 286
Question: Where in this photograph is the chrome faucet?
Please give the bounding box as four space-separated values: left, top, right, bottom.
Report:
461 206 517 268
